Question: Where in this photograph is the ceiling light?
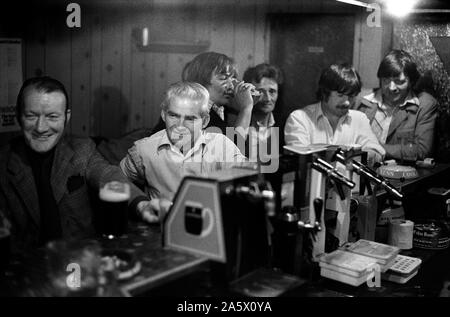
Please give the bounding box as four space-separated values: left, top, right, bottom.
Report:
384 0 418 17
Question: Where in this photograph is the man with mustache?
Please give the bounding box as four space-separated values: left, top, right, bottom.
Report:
354 50 437 161
120 82 246 202
0 77 155 252
284 63 385 165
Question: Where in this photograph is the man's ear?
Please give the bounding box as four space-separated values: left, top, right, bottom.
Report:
202 114 210 129
161 110 166 123
65 109 72 125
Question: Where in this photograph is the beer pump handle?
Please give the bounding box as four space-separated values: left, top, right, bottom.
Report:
312 158 355 189
313 198 323 232
350 160 404 200
380 180 404 200
334 151 403 201
334 181 346 201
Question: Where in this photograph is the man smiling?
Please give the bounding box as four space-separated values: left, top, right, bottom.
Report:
0 76 154 251
354 50 437 161
121 82 247 201
284 63 385 165
20 86 67 153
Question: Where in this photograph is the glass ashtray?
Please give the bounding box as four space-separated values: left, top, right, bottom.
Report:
101 249 141 280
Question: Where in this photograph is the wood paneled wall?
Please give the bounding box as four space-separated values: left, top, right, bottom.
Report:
7 0 392 139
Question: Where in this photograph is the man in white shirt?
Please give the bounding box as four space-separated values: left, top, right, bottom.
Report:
284 64 385 164
120 82 247 204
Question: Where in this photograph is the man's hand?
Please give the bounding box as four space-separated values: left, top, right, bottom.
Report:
136 199 173 224
137 200 159 223
232 81 256 112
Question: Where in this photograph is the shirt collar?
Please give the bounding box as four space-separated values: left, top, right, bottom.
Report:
209 100 225 120
157 130 207 155
251 112 275 128
366 89 419 111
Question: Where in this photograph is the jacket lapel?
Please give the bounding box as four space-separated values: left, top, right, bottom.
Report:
386 103 419 139
7 141 40 227
51 139 75 204
357 99 378 123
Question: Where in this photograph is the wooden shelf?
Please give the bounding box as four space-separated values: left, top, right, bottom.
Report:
136 41 210 54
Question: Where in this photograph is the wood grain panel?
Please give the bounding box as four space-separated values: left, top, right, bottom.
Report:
209 1 234 57
11 0 388 141
70 10 92 136
254 0 269 65
233 0 256 77
121 10 134 133
90 12 103 136
44 9 72 132
99 10 123 138
24 12 46 79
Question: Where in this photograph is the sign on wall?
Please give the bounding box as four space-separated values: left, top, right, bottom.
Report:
0 38 22 133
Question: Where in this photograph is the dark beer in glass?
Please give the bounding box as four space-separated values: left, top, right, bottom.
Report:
99 181 130 238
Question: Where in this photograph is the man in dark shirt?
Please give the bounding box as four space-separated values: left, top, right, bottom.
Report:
0 76 156 252
242 63 284 169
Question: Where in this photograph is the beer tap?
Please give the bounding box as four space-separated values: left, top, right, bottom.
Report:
333 148 403 200
298 198 323 240
232 181 276 217
274 197 324 274
311 157 355 200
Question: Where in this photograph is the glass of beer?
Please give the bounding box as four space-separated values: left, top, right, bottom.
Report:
400 136 418 165
99 181 130 239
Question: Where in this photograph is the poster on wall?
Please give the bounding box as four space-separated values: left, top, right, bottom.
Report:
0 38 22 133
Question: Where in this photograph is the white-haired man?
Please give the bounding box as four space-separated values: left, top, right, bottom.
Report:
120 82 247 211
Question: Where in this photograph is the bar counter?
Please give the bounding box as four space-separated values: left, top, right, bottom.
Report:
1 219 449 297
0 223 207 297
1 164 449 297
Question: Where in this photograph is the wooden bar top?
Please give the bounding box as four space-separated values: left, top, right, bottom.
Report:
0 223 207 297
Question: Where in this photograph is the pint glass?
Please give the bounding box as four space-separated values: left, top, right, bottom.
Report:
99 181 130 238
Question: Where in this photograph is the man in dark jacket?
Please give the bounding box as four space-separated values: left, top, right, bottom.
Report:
242 63 283 170
354 50 437 161
0 76 156 252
